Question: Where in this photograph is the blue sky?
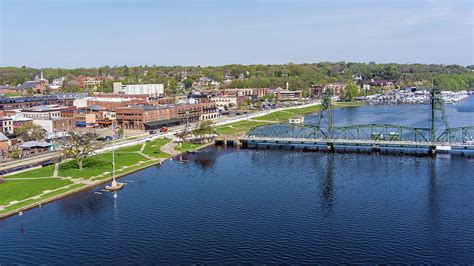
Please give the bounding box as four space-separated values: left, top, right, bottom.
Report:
1 0 473 68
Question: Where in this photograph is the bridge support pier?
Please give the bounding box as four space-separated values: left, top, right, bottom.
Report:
326 143 335 153
428 145 437 156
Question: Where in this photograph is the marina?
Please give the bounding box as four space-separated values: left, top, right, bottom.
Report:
356 89 470 104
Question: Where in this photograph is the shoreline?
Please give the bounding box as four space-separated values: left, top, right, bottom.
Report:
0 141 214 220
0 101 361 220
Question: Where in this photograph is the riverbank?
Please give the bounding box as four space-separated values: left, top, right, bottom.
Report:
216 102 364 135
0 138 212 219
0 101 364 219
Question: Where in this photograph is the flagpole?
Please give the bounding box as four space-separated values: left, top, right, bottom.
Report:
112 121 116 186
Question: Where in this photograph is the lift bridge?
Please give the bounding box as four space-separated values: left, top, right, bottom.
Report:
240 88 474 155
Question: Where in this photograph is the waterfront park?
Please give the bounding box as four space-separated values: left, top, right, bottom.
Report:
0 102 363 217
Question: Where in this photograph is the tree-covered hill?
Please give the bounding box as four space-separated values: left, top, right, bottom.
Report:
1 62 473 92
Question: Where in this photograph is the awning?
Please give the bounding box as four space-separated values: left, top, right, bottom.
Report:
144 118 180 127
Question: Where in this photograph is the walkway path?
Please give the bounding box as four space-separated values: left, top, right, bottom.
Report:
53 163 59 177
160 142 180 157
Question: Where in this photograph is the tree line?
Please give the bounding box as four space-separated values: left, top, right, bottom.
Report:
1 63 473 92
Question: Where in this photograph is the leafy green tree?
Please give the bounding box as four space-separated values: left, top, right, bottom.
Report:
192 120 217 142
14 123 45 141
60 132 102 170
343 81 359 101
183 78 193 88
166 79 178 95
117 128 124 138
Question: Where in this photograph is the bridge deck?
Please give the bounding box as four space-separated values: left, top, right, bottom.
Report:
240 136 474 150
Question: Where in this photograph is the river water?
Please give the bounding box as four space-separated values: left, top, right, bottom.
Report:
1 97 473 263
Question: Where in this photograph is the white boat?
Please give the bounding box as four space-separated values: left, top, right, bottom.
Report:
436 145 451 153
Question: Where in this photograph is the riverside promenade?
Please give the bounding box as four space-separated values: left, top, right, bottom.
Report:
0 138 214 219
0 101 323 219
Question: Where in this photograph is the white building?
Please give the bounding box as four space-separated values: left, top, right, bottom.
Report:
289 116 304 124
113 82 164 97
19 105 64 119
0 117 13 134
211 96 239 108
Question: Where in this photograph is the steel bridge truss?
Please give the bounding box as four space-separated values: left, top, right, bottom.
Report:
246 124 474 144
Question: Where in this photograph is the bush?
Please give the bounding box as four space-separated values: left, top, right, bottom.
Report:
10 149 20 159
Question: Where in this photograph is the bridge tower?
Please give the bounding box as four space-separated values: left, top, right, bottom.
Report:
316 88 334 139
430 86 449 143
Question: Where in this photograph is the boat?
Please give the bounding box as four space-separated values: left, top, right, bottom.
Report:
436 145 451 154
105 180 124 191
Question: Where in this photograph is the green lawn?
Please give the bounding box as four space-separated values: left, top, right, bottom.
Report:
58 152 147 179
117 143 142 153
257 104 323 122
0 139 174 215
334 102 366 108
175 142 201 152
216 121 269 135
142 138 171 158
0 178 72 206
5 164 55 179
0 183 85 215
217 102 365 135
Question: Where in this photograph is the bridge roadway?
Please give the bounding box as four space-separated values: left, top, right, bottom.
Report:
240 136 474 152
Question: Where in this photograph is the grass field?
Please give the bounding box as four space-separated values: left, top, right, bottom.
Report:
216 102 365 135
0 137 175 216
58 152 147 179
216 121 270 135
117 143 142 153
5 164 55 179
175 142 201 152
0 178 72 206
142 138 171 158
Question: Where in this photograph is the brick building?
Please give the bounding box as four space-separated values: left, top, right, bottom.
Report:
115 106 178 130
115 102 218 130
0 95 77 111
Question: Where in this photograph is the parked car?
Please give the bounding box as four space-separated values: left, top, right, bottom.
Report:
160 127 168 133
96 135 113 141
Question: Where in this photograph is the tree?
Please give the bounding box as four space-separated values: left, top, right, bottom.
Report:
192 120 217 142
343 81 359 101
117 128 124 138
183 78 193 88
166 79 178 95
60 132 101 170
123 65 130 77
14 123 45 141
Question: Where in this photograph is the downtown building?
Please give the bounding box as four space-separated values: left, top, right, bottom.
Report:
113 82 164 97
115 102 218 130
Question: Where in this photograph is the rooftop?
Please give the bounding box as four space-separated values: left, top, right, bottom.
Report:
22 105 66 112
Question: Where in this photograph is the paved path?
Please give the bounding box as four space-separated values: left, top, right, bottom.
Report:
0 153 61 172
160 142 180 157
53 163 59 177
